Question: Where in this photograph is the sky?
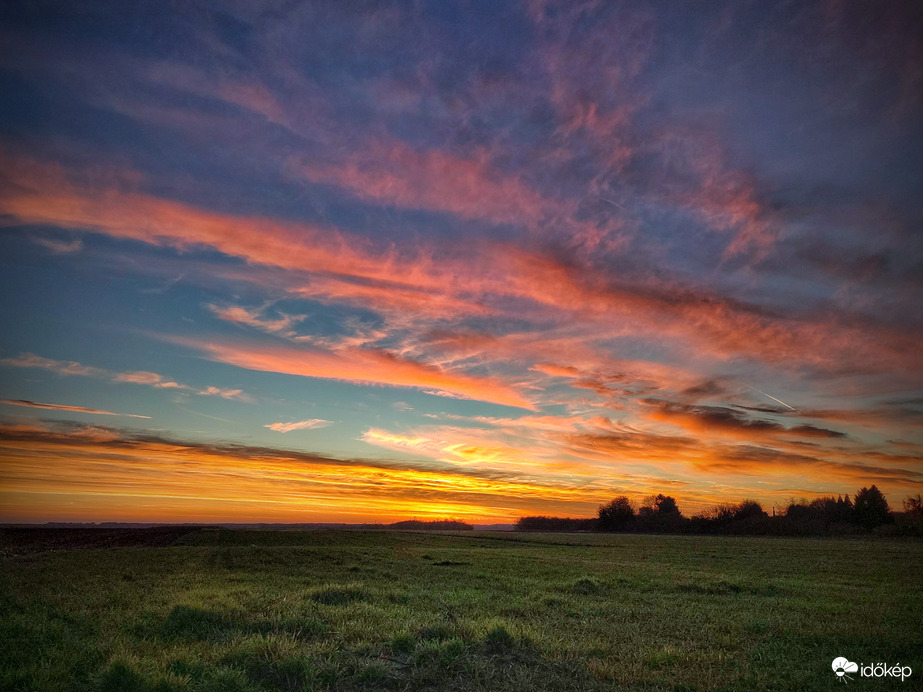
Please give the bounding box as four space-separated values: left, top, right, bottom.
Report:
1 0 922 524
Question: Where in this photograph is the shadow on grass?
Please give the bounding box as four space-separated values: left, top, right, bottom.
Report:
0 588 103 692
675 580 783 597
130 605 328 644
110 620 604 691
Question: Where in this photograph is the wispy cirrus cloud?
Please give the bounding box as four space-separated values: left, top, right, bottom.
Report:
206 303 306 337
176 338 534 410
2 352 249 401
33 236 83 254
1 352 105 377
265 419 333 433
3 154 920 384
113 371 184 389
293 137 567 230
0 399 150 418
198 386 248 401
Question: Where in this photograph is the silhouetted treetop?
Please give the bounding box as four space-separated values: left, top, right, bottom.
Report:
598 496 635 531
853 485 891 529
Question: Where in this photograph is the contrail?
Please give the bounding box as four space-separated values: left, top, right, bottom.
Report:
173 402 234 424
743 384 798 413
600 196 627 212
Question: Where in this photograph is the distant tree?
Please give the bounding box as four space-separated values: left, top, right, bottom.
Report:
853 485 891 529
904 494 923 518
637 494 684 532
833 495 854 524
782 496 857 535
733 500 766 522
650 494 680 516
901 494 923 536
691 499 769 535
598 496 635 531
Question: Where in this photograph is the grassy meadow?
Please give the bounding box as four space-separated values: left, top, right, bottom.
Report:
1 528 920 691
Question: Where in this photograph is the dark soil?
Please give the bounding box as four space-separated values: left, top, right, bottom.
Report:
0 526 205 557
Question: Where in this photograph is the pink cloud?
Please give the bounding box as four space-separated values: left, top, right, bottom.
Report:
293 138 566 229
207 304 305 336
4 153 920 383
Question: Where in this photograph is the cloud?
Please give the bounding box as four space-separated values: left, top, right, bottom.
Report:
293 137 565 230
265 419 332 433
3 351 247 401
177 338 534 410
198 386 249 401
4 153 920 385
1 352 105 377
0 399 150 418
113 371 185 389
207 303 305 336
33 236 83 254
642 400 848 441
0 422 626 522
531 363 581 378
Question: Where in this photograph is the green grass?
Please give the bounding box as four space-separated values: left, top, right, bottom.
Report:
1 530 920 691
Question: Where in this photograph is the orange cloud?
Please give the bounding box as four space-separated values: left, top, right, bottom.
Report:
206 304 305 336
177 338 534 410
0 424 622 523
265 419 333 433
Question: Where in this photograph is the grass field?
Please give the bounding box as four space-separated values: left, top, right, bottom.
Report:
1 529 920 691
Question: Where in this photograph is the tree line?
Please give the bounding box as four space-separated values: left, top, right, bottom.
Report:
516 487 923 537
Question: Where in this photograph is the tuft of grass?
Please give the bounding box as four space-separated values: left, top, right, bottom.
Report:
416 624 454 642
391 633 416 654
309 587 368 606
644 645 682 670
569 576 604 595
159 605 229 641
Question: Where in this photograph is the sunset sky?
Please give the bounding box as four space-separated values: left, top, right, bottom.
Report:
1 0 921 524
